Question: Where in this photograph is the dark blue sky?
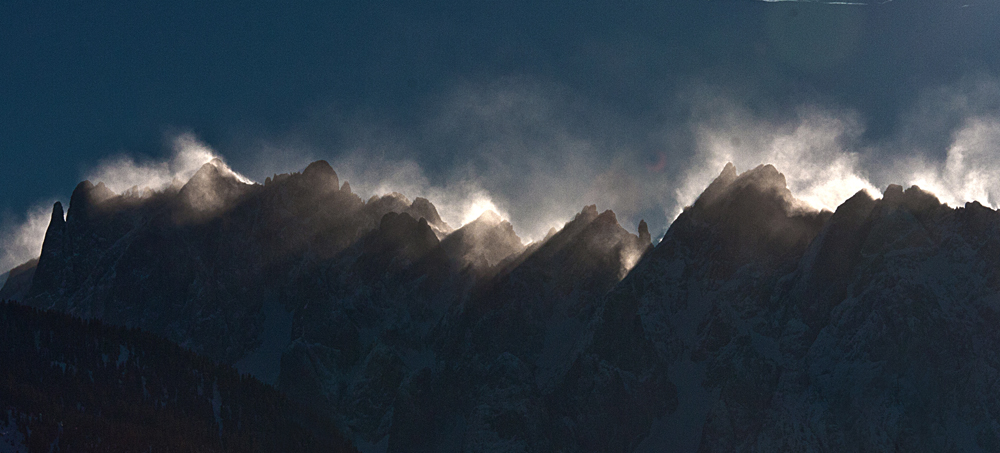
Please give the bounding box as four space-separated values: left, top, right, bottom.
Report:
3 0 1000 268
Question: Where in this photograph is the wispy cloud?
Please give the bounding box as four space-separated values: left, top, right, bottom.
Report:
0 133 250 274
85 133 252 194
677 93 881 218
7 73 1000 270
0 203 55 274
677 75 1000 218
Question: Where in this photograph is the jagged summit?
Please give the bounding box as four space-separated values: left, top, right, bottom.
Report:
578 204 600 222
177 160 251 215
440 209 524 270
11 159 1000 452
410 197 451 235
518 205 650 283
690 163 801 216
638 219 651 244
473 209 503 225
302 159 337 178
368 211 440 261
48 201 64 226
667 163 831 272
300 160 340 193
69 180 116 213
879 183 944 214
362 192 452 236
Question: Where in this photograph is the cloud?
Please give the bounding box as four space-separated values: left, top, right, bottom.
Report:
304 77 669 242
9 74 1000 268
676 75 1000 219
0 202 55 274
331 151 513 235
84 132 252 194
0 133 251 274
239 75 1000 244
905 117 1000 208
676 93 881 218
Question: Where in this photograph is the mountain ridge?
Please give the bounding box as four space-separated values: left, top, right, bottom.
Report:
4 160 999 452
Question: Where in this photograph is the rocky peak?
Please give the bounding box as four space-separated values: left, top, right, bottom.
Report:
578 204 600 223
367 192 411 213
691 164 797 216
520 205 649 288
49 201 65 229
408 197 451 235
667 163 830 273
66 181 115 225
543 227 558 242
877 184 943 216
473 209 503 225
368 212 440 261
638 219 651 244
40 202 66 254
440 210 524 270
789 189 878 327
189 161 230 184
832 189 878 224
177 161 249 215
301 160 340 193
693 162 739 209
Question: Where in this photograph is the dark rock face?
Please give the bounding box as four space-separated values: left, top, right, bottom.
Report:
7 160 1000 452
587 166 1000 452
0 301 356 452
18 163 411 365
0 258 37 301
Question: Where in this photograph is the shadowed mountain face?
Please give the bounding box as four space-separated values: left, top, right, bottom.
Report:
6 161 1000 452
0 301 356 452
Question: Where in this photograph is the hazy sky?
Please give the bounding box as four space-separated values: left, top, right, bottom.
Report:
3 0 1000 270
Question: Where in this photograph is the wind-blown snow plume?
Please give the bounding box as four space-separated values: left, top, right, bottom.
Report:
881 76 1000 208
9 76 1000 273
906 117 1000 208
319 78 659 242
0 203 55 274
331 152 512 234
677 76 1000 218
0 134 251 275
85 133 252 194
678 99 881 218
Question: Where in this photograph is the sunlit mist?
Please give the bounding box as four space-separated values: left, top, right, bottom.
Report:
904 117 1000 208
85 133 253 195
0 203 56 274
461 199 506 227
677 105 882 218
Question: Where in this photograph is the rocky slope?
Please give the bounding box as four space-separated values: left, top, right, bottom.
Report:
0 301 355 452
6 159 1000 452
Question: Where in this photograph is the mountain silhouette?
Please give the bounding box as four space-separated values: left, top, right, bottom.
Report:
4 161 1000 452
